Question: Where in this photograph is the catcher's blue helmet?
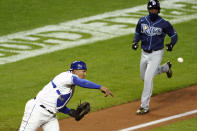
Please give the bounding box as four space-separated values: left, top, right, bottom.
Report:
147 0 160 12
70 61 87 70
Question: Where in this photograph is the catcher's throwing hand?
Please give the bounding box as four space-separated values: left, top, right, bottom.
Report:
100 86 114 97
69 102 90 121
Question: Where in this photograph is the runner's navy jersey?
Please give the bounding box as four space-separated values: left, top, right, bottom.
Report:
134 15 178 51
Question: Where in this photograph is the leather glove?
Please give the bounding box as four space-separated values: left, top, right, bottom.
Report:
68 102 90 121
68 109 77 118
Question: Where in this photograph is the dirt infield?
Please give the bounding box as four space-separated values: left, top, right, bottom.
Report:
38 85 197 131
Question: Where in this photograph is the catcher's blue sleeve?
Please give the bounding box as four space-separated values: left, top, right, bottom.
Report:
72 76 101 89
58 106 70 114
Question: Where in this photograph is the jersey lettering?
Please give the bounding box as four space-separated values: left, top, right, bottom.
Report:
141 24 162 36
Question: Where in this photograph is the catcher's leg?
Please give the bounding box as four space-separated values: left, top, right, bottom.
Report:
19 99 41 131
42 117 60 131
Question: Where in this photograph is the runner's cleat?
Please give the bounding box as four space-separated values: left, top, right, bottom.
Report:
166 61 172 78
136 107 149 115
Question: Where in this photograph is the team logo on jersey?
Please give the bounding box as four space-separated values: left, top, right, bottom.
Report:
141 24 162 36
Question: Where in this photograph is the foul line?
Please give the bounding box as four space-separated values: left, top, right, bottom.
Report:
119 109 197 131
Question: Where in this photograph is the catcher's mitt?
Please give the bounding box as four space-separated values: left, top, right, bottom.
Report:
69 102 90 121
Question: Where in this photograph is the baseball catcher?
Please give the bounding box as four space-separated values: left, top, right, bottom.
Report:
19 61 113 131
69 102 90 121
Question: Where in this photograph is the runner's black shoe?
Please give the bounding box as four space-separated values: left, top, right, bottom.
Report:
136 107 149 115
166 61 172 78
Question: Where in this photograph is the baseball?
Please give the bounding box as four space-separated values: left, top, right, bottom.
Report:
177 57 184 63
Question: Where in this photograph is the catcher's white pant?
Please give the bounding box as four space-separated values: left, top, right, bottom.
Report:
19 99 59 131
140 49 169 110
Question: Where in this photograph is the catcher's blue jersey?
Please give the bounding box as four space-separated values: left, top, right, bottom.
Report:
134 15 178 50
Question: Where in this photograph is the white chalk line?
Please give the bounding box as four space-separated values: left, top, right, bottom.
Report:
0 0 197 65
119 109 197 131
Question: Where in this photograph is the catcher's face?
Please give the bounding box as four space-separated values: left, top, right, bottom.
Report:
73 70 87 79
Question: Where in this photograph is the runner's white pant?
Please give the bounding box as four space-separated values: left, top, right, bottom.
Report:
140 49 169 110
19 99 59 131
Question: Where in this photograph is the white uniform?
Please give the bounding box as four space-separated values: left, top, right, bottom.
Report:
19 71 77 131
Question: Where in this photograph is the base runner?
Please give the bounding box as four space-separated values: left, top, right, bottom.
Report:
131 0 178 115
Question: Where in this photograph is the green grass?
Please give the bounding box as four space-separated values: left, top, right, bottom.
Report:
0 0 145 36
151 117 197 131
0 0 197 131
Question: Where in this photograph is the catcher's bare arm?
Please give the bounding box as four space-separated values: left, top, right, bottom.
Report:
100 86 114 97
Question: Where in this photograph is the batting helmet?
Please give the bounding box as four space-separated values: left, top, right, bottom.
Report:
147 0 160 13
70 61 87 70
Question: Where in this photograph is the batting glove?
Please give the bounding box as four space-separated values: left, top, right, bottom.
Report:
132 41 138 50
166 43 173 52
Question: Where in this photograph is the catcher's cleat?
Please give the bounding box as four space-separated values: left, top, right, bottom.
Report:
136 107 149 115
166 61 172 78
